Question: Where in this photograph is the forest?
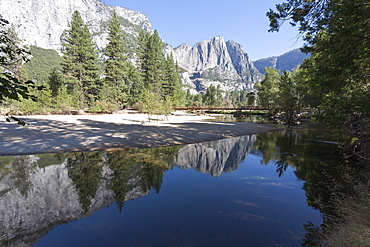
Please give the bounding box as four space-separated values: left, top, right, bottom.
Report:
0 0 369 245
0 10 255 119
0 2 368 161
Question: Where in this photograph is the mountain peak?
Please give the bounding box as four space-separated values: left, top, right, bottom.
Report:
168 36 262 93
0 0 152 52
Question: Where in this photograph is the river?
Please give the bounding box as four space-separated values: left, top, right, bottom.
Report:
0 125 361 246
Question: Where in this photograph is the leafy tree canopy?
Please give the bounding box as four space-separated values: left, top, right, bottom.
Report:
0 15 43 124
267 0 370 161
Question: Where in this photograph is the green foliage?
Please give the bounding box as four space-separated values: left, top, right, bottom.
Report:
89 100 118 113
1 14 186 116
193 93 203 107
125 62 144 105
11 82 54 115
277 71 299 124
203 84 223 106
140 88 159 120
47 67 64 97
185 89 194 106
103 11 129 107
62 10 100 106
136 30 184 107
267 0 330 46
0 16 40 101
268 0 370 160
23 46 62 82
66 152 103 213
0 23 28 78
255 66 280 111
0 73 39 103
0 16 46 124
137 30 165 95
163 55 185 105
106 147 178 212
230 90 256 107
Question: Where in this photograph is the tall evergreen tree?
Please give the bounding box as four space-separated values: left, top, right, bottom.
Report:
162 53 184 104
137 30 165 96
126 63 144 105
103 11 128 107
2 25 26 79
47 67 64 97
61 10 100 107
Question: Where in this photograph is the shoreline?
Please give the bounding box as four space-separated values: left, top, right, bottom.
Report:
0 112 281 156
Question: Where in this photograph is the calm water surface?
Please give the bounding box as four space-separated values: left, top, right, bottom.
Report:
0 127 346 246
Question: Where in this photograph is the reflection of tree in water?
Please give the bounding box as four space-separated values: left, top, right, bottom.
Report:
253 128 370 246
106 146 178 212
252 129 298 176
66 152 103 213
3 156 38 197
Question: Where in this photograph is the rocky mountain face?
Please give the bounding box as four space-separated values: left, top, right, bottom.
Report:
175 135 256 176
166 36 262 94
0 0 260 93
0 0 153 52
253 48 310 74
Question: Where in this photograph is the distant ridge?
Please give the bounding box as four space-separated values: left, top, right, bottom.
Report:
253 49 310 74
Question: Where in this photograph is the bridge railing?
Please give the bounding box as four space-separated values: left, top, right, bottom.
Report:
173 106 268 111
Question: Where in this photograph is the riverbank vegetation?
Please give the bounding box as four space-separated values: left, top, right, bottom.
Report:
0 10 185 116
265 0 369 163
265 0 370 245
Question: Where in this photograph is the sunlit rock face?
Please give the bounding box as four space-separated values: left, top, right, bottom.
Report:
0 0 152 52
175 135 256 176
165 37 262 93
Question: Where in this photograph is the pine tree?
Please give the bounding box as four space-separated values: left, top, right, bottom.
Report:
162 53 184 104
137 30 165 96
61 10 100 107
103 11 128 107
0 24 28 80
47 67 64 97
126 63 144 105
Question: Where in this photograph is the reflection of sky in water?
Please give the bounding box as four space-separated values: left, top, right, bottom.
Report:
35 152 321 247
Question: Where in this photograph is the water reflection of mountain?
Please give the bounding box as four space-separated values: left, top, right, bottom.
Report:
0 156 150 246
175 135 256 176
0 136 254 246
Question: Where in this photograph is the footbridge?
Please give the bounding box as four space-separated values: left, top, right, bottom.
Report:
173 106 269 111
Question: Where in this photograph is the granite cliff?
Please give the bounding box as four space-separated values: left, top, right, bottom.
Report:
166 37 262 93
0 0 153 52
0 0 264 93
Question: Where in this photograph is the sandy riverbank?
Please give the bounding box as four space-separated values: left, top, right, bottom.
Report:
0 111 280 156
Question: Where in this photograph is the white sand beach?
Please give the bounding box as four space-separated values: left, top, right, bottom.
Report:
0 111 279 156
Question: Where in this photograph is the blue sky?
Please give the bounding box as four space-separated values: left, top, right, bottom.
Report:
103 0 303 60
